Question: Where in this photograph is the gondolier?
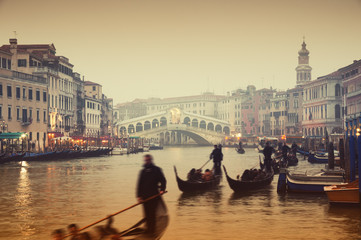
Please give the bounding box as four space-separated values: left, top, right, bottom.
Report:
263 141 274 171
210 145 223 175
136 154 166 235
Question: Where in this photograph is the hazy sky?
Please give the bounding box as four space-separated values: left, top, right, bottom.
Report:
1 0 361 103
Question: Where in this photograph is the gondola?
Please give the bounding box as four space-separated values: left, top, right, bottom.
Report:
174 166 221 193
235 147 245 154
223 166 274 193
121 198 169 240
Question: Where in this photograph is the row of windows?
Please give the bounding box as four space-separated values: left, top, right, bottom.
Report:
0 83 46 102
0 105 46 122
87 101 100 110
59 64 73 77
86 113 100 125
342 68 359 79
0 57 11 70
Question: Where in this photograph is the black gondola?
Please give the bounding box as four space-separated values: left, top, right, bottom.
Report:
223 166 274 193
174 166 221 193
235 147 245 154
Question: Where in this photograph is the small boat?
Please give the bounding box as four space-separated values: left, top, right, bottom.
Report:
235 147 245 154
324 180 360 204
112 147 128 155
297 149 310 156
223 166 274 193
278 169 345 193
174 166 221 193
308 154 340 165
150 144 163 150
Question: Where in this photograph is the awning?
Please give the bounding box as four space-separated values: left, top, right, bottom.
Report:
0 132 26 139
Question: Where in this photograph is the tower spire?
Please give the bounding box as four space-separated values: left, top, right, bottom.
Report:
295 38 312 86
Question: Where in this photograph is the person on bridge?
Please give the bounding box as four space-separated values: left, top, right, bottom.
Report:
137 154 166 235
210 145 223 175
263 141 274 171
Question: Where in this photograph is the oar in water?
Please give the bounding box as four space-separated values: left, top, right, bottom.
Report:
62 191 167 239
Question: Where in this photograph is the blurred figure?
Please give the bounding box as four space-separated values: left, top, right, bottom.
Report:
202 169 214 181
210 145 223 175
136 154 166 235
263 142 274 171
52 229 65 240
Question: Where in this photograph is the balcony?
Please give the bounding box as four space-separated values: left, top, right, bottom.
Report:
21 118 32 126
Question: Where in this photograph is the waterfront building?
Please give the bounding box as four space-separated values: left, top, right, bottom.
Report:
72 73 85 137
338 59 361 119
146 92 224 118
270 91 288 136
101 94 113 137
113 99 147 123
0 49 48 151
84 81 102 138
218 90 243 135
256 88 275 136
0 38 76 138
302 72 343 136
285 86 303 135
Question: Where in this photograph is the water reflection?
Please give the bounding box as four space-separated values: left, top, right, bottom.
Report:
0 148 361 239
16 163 35 237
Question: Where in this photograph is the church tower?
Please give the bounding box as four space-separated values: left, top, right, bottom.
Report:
296 39 312 85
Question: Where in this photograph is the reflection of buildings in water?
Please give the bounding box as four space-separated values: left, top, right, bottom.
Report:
16 162 35 236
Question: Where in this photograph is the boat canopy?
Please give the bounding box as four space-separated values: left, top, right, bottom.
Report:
0 132 26 139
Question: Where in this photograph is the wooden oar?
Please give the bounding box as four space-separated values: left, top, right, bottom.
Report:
199 158 212 170
62 191 167 239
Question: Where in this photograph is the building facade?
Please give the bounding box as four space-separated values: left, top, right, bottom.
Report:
302 72 343 136
339 59 361 119
0 49 48 151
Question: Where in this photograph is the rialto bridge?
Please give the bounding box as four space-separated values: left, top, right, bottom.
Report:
115 108 230 145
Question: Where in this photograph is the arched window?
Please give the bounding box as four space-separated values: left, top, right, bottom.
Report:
183 117 190 126
128 124 135 134
215 125 222 133
160 117 167 126
136 122 143 132
199 120 206 129
152 119 159 128
191 119 199 128
207 122 214 131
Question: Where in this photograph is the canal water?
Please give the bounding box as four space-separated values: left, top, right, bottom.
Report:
0 147 360 240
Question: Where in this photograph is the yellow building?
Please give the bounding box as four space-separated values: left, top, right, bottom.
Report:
0 49 48 151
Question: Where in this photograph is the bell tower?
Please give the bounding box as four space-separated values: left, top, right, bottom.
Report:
296 38 312 86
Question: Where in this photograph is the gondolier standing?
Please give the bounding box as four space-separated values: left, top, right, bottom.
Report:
263 142 274 171
137 154 166 235
210 145 223 175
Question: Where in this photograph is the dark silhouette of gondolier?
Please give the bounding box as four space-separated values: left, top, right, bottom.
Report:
210 145 223 175
137 154 166 235
263 142 274 171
